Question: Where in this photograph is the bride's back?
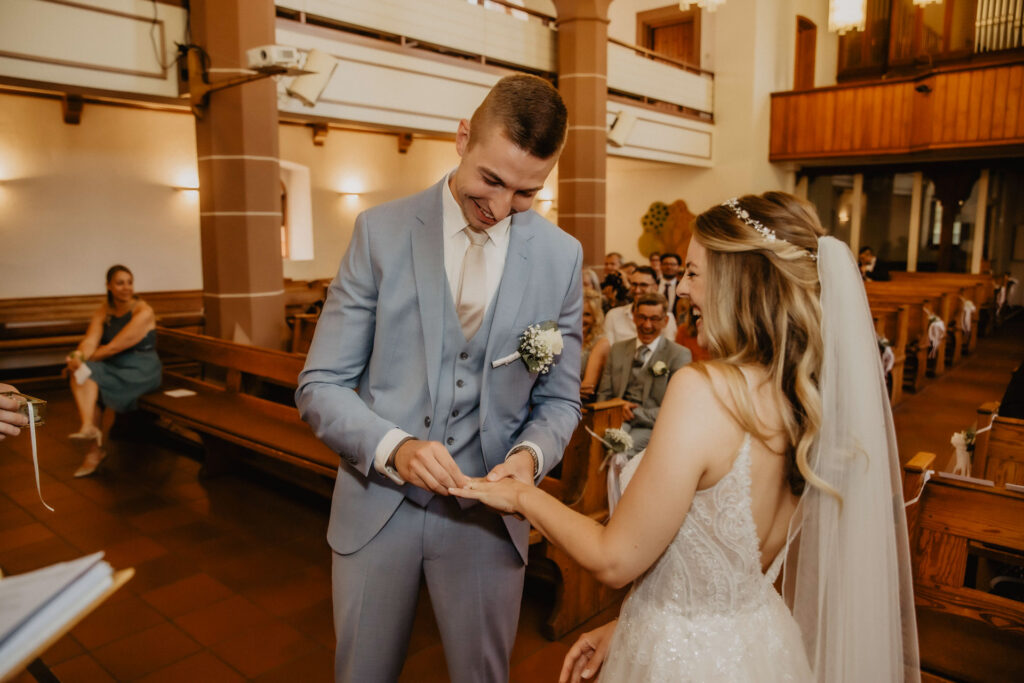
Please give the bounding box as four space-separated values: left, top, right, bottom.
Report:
695 361 800 573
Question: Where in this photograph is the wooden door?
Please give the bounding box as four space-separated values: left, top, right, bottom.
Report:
795 16 817 90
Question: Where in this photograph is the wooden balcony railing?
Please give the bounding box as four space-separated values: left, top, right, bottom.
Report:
770 59 1024 162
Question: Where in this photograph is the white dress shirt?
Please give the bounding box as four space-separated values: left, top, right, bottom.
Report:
374 173 544 483
603 304 678 346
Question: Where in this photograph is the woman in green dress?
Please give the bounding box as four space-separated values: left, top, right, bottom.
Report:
65 265 162 477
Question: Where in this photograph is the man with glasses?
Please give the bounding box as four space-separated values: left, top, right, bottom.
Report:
597 293 690 453
603 266 677 344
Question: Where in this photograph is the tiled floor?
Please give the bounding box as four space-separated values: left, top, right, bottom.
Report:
2 316 1021 682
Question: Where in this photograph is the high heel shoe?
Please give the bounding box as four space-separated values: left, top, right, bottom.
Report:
68 425 102 446
73 448 107 478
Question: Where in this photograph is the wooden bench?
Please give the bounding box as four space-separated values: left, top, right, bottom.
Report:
143 327 625 638
870 279 977 368
866 282 961 379
0 291 203 379
872 304 909 404
867 294 931 392
891 271 996 343
971 401 1024 487
902 452 1024 682
531 399 628 639
139 327 338 489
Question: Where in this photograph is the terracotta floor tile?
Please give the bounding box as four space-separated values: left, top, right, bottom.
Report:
0 535 83 575
148 519 225 554
40 633 86 667
141 571 234 619
251 644 335 683
281 598 336 650
0 522 55 552
100 535 168 569
128 503 205 534
174 594 274 647
510 641 573 683
135 651 245 683
244 564 332 618
48 653 117 682
90 622 200 680
71 593 166 649
209 617 319 678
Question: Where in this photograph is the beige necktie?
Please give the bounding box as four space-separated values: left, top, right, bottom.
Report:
457 227 489 339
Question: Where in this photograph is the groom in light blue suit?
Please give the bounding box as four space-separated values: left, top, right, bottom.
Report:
297 75 583 682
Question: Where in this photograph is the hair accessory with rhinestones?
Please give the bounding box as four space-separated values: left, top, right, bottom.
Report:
722 197 817 261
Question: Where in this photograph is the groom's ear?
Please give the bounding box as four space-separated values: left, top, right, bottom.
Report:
455 119 471 158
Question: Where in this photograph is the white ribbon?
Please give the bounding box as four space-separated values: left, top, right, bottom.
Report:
880 345 895 374
490 351 521 369
27 401 54 512
925 310 946 359
605 452 629 514
903 469 934 508
960 300 976 334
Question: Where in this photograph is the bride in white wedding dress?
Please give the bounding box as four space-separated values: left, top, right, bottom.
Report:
453 192 919 683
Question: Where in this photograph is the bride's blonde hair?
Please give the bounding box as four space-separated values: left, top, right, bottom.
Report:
691 191 831 497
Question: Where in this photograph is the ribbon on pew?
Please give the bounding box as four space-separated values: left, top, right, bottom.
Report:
924 307 946 359
27 402 54 512
960 299 976 335
904 468 934 508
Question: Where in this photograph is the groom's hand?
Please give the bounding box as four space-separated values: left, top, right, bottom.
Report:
485 450 535 486
393 439 469 495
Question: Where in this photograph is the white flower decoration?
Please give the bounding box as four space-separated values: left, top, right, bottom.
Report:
650 360 669 377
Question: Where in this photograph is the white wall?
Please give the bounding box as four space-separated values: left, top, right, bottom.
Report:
0 94 201 299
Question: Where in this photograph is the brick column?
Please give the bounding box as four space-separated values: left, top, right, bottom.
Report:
553 0 611 268
190 0 286 348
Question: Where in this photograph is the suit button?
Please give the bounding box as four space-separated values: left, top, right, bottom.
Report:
447 437 455 445
456 379 465 388
460 352 469 360
452 409 459 417
424 417 431 427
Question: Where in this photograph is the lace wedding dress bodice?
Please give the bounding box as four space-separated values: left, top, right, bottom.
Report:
600 434 813 682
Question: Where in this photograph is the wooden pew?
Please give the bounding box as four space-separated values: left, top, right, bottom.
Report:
903 452 1024 682
891 271 996 342
867 294 930 392
972 401 1024 487
531 399 629 639
142 327 625 638
866 281 960 376
872 304 908 404
0 291 203 379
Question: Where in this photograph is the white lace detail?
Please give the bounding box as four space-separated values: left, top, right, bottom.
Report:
601 434 813 682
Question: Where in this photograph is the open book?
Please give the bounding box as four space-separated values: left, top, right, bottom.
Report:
0 553 115 681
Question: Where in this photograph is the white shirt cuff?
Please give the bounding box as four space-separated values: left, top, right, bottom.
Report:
375 428 412 484
506 440 545 484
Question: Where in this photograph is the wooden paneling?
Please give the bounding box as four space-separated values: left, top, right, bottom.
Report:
770 61 1024 161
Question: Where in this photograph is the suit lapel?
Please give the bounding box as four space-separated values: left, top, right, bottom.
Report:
481 214 535 421
640 342 669 405
615 342 633 398
411 180 446 405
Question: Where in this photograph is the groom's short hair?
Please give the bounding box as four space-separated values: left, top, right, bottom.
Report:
469 74 568 160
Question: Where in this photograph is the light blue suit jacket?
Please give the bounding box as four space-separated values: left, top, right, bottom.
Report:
296 178 584 560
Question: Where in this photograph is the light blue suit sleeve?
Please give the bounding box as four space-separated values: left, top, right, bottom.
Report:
295 212 397 477
512 241 584 478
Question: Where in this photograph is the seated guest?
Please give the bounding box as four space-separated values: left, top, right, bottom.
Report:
604 266 677 344
581 290 611 401
65 265 162 477
0 383 29 440
604 251 623 277
658 252 682 317
648 251 662 280
601 271 630 313
597 293 691 452
675 295 712 362
620 261 637 280
582 267 601 294
859 246 891 281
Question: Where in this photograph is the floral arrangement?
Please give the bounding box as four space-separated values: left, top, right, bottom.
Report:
602 427 634 454
650 360 669 377
950 427 976 476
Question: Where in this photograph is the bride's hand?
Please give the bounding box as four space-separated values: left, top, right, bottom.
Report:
560 619 617 682
448 477 527 515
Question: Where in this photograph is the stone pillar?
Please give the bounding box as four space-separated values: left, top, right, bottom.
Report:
849 173 864 256
553 0 611 269
906 172 923 272
190 0 286 348
971 169 989 275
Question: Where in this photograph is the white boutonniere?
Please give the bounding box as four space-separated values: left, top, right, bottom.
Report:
650 360 669 377
491 321 564 374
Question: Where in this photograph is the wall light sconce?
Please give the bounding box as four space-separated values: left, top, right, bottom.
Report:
172 185 199 192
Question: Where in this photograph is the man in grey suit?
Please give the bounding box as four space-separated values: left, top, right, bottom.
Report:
296 75 583 683
597 293 691 453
